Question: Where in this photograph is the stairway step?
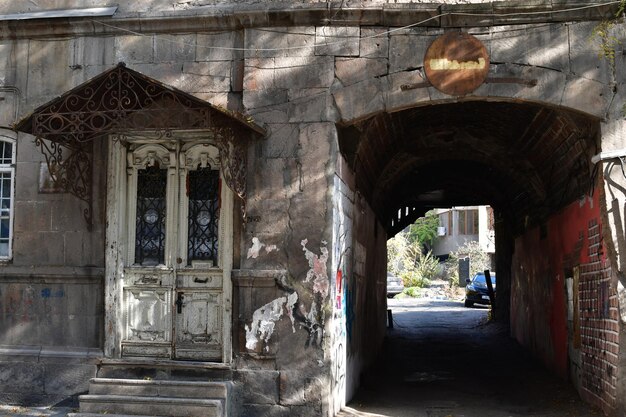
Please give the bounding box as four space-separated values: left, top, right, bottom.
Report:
79 395 222 417
89 378 228 398
97 360 231 381
69 414 157 417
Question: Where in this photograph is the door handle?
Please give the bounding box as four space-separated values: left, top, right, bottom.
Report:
176 292 184 314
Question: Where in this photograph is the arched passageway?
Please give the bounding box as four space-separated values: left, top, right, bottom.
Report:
337 100 615 413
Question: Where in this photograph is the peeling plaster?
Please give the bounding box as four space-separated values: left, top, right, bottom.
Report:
246 237 278 259
301 239 330 298
245 291 298 351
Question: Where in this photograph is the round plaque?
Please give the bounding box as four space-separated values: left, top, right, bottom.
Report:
424 31 490 96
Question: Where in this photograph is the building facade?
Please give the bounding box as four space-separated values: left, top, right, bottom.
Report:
2 1 626 416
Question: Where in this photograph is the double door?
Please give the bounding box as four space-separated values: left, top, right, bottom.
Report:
118 140 232 361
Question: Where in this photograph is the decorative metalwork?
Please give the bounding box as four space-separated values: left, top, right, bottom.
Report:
135 165 167 266
188 167 220 265
14 63 265 228
215 132 248 220
35 137 93 227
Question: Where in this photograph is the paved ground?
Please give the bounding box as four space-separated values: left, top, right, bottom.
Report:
339 297 601 417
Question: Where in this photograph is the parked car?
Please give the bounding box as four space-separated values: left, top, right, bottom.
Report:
464 272 496 307
387 272 404 297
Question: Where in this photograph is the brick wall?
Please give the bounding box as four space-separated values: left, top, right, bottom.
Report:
579 219 619 414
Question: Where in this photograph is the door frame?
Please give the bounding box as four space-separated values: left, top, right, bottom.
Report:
103 131 233 363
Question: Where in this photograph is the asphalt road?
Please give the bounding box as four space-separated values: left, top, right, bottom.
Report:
339 298 601 417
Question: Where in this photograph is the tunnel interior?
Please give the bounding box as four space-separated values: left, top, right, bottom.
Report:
337 99 606 410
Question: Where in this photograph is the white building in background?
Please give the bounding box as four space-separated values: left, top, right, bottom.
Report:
432 206 495 262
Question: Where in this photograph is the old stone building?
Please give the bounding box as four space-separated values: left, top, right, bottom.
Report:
2 0 626 416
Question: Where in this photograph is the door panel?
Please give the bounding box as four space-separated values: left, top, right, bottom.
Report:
175 289 223 360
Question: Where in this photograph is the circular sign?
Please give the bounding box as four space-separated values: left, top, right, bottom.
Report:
424 31 490 96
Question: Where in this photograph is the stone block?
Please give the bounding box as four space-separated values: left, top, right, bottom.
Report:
561 76 612 118
360 27 389 58
487 64 566 108
44 363 95 394
155 34 196 62
335 57 388 86
248 104 289 124
236 370 279 404
245 199 290 236
64 231 87 266
389 31 440 73
13 201 50 233
115 35 154 64
181 61 232 93
315 27 359 57
14 162 40 201
0 361 44 395
73 36 115 67
26 39 73 98
245 27 315 59
232 58 244 92
196 31 243 62
0 42 16 85
274 56 334 89
333 79 384 123
241 233 288 270
0 90 17 126
13 231 65 266
241 404 320 417
244 89 289 110
260 124 300 158
607 83 626 121
383 70 430 112
288 92 338 123
563 22 610 84
244 58 276 91
490 24 569 72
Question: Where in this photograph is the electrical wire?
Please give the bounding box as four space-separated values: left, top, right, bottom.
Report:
91 1 621 53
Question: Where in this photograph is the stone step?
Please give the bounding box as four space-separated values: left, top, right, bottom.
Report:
79 395 222 417
88 378 228 399
97 359 232 381
68 414 158 417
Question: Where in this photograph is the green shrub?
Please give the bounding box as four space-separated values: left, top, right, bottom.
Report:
402 286 424 298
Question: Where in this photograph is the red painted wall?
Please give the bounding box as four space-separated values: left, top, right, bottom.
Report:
511 191 601 380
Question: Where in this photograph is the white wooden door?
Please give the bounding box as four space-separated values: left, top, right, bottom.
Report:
119 140 232 362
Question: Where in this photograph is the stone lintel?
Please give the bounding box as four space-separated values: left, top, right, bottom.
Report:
0 1 618 40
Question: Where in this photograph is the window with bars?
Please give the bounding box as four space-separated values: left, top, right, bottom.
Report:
134 165 167 266
0 138 14 259
187 167 220 266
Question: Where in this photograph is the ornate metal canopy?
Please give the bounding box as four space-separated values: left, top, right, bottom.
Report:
14 63 265 228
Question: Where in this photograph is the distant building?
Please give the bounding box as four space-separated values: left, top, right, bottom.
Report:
432 206 495 265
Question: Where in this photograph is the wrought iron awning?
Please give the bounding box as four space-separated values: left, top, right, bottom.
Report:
14 63 265 228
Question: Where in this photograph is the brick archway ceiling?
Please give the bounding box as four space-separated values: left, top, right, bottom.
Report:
338 101 600 236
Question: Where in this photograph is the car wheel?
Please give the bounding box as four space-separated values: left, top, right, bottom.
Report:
464 299 473 308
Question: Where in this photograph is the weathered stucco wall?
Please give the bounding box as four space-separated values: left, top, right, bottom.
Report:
511 187 620 414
